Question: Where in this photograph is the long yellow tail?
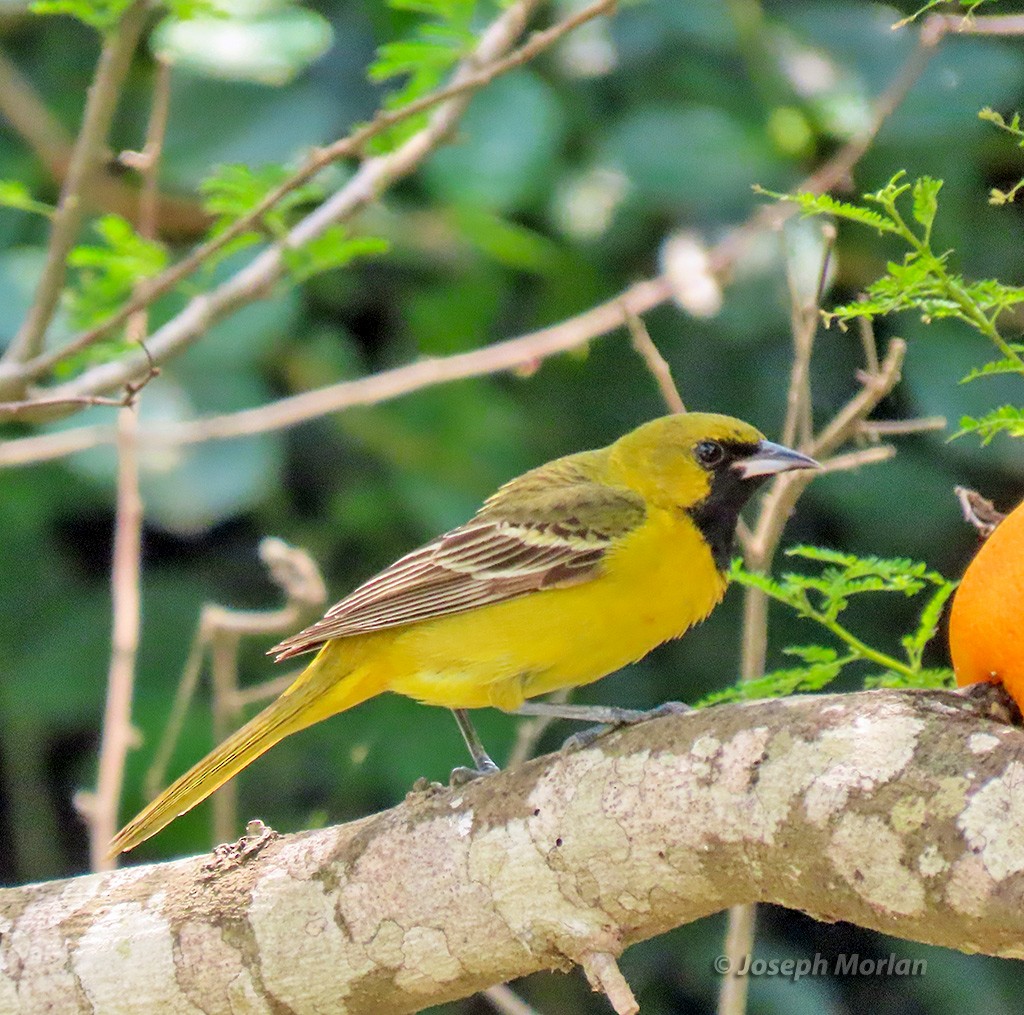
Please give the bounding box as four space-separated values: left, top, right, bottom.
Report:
109 649 378 855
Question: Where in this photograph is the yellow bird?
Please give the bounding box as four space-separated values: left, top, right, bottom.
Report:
111 412 817 854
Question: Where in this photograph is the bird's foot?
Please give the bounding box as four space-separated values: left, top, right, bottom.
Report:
948 682 1022 726
406 776 445 800
449 759 500 786
557 701 691 753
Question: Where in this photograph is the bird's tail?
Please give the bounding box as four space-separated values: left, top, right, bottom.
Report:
109 649 378 856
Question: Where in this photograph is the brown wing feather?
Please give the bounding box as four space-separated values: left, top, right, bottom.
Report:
270 459 645 661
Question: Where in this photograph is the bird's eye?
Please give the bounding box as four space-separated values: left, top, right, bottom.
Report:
695 440 724 467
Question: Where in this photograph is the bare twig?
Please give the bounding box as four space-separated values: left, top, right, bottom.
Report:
0 275 672 461
0 375 157 417
79 54 176 874
955 486 1005 538
623 306 685 413
144 539 326 805
0 47 73 179
860 415 946 436
581 951 638 1015
1 1 148 372
0 46 207 240
818 445 895 472
923 11 1024 36
483 984 542 1015
210 633 242 846
81 401 144 873
6 0 616 393
718 904 757 1015
0 14 942 453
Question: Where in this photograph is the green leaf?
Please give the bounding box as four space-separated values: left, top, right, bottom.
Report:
283 229 390 282
864 668 955 690
31 0 132 30
364 0 476 149
65 215 169 330
697 649 848 707
0 180 53 218
960 347 1024 383
953 406 1024 444
911 176 941 238
755 186 900 235
901 580 957 669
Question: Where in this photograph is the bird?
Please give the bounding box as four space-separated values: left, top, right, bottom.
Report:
949 494 1024 709
110 412 818 854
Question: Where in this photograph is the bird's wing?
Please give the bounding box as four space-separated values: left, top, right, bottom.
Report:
270 460 645 660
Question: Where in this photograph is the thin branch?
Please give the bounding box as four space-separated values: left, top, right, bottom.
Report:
6 0 616 392
623 305 685 413
79 55 173 874
955 485 1005 538
143 538 325 802
818 445 895 472
483 985 542 1015
0 11 941 458
581 952 638 1015
0 46 73 178
718 904 757 1015
0 374 157 417
81 401 144 873
0 1 149 372
0 46 208 240
859 415 945 436
210 632 242 847
924 11 1024 36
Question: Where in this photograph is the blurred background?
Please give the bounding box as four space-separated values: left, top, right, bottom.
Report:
3 0 1024 1011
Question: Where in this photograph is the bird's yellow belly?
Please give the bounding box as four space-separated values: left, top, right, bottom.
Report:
378 510 727 710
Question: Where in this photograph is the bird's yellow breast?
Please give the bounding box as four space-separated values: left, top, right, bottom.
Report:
373 507 727 710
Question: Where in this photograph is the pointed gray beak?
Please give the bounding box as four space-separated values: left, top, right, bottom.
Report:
733 439 820 480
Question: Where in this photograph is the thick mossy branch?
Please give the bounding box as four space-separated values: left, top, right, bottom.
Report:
2 685 1023 1013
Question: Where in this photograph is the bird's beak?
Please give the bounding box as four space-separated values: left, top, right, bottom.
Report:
733 439 820 480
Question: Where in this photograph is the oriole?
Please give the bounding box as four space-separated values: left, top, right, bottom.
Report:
950 496 1024 708
111 412 817 854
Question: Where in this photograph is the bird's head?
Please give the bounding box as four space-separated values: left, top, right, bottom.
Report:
609 412 819 567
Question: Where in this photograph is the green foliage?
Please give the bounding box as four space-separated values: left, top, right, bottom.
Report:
959 345 1024 383
953 405 1024 445
366 0 479 150
768 174 1024 349
201 162 324 238
30 0 134 30
0 180 53 218
65 215 168 330
199 164 389 281
700 548 956 706
282 228 390 282
766 171 1024 445
32 0 216 30
894 0 995 27
980 107 1024 204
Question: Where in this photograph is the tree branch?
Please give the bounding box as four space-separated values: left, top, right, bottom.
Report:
0 1 149 369
2 0 614 399
4 685 1023 1012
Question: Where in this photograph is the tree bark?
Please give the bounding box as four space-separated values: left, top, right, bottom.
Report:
3 685 1023 1014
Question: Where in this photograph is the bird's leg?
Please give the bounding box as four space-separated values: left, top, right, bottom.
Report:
513 701 692 752
449 708 500 785
514 701 690 724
